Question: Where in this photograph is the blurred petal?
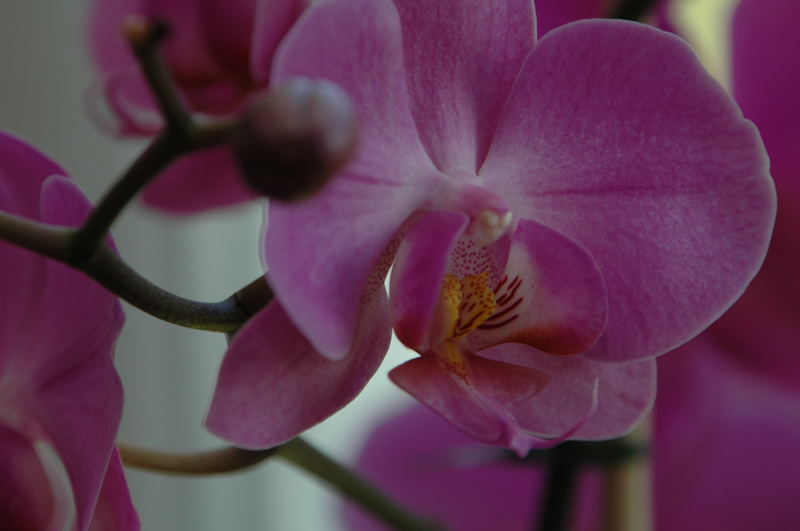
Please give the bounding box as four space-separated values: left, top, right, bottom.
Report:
535 0 605 36
343 405 605 531
655 337 800 531
88 451 140 531
34 177 126 531
194 0 258 72
207 294 391 448
142 147 256 213
468 218 607 356
0 132 63 361
482 20 775 362
251 0 307 82
268 0 438 358
732 0 800 192
0 426 64 531
390 210 469 350
391 0 535 171
711 0 800 386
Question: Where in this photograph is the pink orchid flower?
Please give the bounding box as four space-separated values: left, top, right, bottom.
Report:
347 3 800 528
0 132 138 530
343 338 800 531
207 0 774 454
88 0 308 212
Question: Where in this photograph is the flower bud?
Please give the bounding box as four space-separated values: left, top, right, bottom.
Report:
231 78 358 201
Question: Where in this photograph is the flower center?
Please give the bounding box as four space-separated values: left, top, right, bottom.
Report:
430 271 525 379
433 272 525 345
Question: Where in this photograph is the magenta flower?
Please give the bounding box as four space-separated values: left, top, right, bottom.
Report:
207 0 774 453
0 132 138 530
88 0 308 212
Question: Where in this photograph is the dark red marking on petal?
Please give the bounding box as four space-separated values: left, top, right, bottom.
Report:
477 314 519 330
456 311 487 335
496 276 521 306
483 296 523 323
493 275 508 294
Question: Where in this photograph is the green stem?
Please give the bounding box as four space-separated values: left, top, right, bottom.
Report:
126 18 192 137
0 211 249 331
277 438 444 531
119 438 443 531
535 443 579 531
609 0 662 20
71 132 183 262
78 245 248 332
0 211 71 260
71 17 235 264
119 444 278 475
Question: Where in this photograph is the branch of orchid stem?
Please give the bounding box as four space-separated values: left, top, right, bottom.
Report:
123 17 191 137
603 424 652 531
70 118 234 263
119 438 444 531
535 442 580 531
71 16 234 263
0 210 255 331
609 0 662 21
118 443 278 474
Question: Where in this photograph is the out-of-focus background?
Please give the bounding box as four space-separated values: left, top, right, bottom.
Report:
0 0 734 529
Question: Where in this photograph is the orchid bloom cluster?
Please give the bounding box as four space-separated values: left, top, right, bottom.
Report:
0 0 787 529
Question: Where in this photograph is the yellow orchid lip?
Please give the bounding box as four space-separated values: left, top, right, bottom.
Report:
430 270 526 362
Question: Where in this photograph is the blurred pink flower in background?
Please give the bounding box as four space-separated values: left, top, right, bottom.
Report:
206 0 774 454
0 132 138 530
708 0 800 389
88 0 308 212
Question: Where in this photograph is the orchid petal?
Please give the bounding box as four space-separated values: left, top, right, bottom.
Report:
85 71 162 137
206 293 391 449
654 337 800 531
390 0 535 172
89 0 256 119
140 0 232 89
251 0 307 83
194 0 258 73
33 177 126 531
142 147 256 213
343 404 606 531
481 20 775 362
87 0 144 90
535 0 605 36
267 0 438 359
390 353 549 455
732 0 800 193
468 218 607 356
390 210 469 350
0 426 66 531
0 132 64 361
343 406 538 531
88 451 140 531
709 0 800 387
479 343 656 439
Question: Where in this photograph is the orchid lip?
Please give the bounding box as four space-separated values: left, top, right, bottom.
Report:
431 270 526 365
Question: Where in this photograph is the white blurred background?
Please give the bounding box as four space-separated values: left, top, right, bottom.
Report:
0 0 733 529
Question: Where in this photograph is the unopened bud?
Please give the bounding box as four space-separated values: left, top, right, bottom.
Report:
231 78 358 201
